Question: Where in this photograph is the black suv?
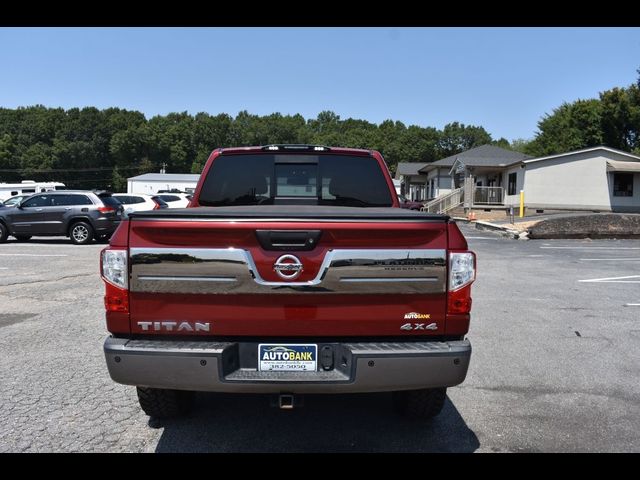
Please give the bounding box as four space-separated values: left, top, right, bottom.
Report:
0 191 123 245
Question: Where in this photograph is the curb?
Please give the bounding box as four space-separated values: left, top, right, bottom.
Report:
474 220 523 239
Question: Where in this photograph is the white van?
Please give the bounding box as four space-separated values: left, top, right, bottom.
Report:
0 181 66 201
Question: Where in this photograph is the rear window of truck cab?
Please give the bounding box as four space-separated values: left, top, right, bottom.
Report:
198 154 393 207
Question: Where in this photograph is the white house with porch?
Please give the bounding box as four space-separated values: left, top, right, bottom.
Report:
419 145 531 212
394 162 429 201
420 145 640 214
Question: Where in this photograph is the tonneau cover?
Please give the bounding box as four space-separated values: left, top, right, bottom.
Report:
130 205 449 222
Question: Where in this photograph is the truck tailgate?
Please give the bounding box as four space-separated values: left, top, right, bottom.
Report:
126 207 450 337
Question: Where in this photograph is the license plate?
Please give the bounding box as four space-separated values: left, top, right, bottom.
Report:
258 344 317 372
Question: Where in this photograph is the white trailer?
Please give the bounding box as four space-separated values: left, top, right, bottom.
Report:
0 181 66 201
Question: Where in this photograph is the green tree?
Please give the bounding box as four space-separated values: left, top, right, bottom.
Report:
492 137 511 149
437 122 493 157
510 138 534 154
599 86 640 152
111 166 127 192
0 133 20 182
529 99 603 156
147 112 194 174
308 111 341 138
20 142 54 178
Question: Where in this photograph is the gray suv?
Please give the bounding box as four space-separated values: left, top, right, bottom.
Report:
0 191 123 245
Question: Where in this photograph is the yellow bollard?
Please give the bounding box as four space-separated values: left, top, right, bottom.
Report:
519 190 524 218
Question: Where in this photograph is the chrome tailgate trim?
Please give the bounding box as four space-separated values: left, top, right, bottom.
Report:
130 248 447 295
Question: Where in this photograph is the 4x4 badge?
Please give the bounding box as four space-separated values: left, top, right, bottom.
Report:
400 322 438 331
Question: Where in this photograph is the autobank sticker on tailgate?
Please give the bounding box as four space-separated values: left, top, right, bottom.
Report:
258 344 317 371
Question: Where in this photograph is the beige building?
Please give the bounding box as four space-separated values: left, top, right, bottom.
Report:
520 147 640 212
420 145 640 214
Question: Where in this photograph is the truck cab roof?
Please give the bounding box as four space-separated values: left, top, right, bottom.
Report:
217 144 373 156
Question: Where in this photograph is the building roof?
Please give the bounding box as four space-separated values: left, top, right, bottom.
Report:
395 162 430 179
523 145 640 164
606 159 640 172
128 173 201 182
420 145 533 173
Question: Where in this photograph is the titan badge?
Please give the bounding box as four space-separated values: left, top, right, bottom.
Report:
137 321 211 332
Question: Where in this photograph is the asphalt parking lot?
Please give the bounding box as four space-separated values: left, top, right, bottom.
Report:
0 225 639 452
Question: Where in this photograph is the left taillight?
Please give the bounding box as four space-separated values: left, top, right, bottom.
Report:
98 206 115 214
101 248 128 289
101 248 129 315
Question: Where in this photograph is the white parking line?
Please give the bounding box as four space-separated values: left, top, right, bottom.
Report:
2 244 80 248
465 236 496 240
0 254 68 257
579 275 640 284
541 246 640 250
580 258 640 261
624 303 640 307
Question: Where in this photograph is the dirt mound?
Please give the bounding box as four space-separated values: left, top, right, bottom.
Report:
528 214 640 239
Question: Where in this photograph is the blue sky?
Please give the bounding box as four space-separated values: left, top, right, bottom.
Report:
1 27 639 141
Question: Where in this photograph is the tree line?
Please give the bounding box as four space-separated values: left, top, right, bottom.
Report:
0 108 503 190
0 71 638 191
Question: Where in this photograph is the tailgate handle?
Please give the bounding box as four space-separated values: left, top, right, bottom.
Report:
256 230 322 251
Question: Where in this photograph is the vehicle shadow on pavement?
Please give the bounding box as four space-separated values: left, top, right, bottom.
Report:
154 392 479 452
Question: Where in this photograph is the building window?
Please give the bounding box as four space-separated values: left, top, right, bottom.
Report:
508 172 517 196
613 173 634 197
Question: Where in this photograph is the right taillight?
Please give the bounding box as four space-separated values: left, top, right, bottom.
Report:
449 252 476 291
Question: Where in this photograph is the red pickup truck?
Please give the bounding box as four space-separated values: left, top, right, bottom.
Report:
102 145 475 419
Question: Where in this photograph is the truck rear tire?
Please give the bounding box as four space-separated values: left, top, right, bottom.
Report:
393 387 447 419
136 387 194 418
0 223 8 243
